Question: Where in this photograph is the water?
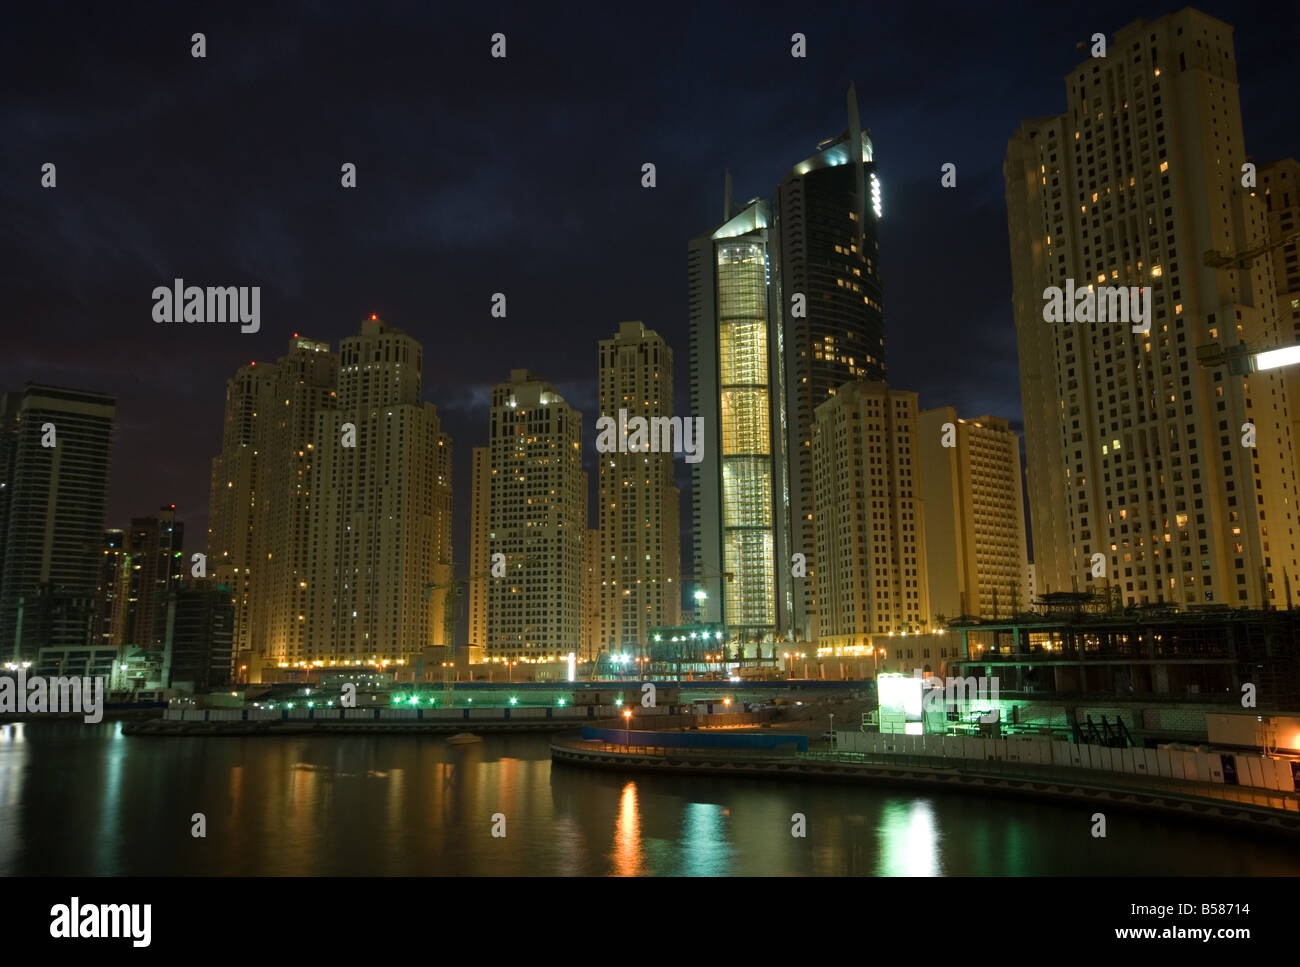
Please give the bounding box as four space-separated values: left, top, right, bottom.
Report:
1 721 1296 875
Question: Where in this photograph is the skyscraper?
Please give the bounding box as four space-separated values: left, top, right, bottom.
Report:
249 336 337 667
208 336 337 677
776 84 885 642
121 506 185 652
208 359 275 662
918 409 1029 619
0 385 115 662
307 318 453 666
467 445 491 647
597 321 681 656
689 197 791 647
484 369 583 659
812 381 928 644
690 88 885 649
1005 9 1300 607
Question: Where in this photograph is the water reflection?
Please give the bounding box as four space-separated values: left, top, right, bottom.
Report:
877 800 940 876
611 782 642 875
0 725 1296 876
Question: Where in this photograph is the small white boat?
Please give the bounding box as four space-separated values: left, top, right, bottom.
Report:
446 732 482 745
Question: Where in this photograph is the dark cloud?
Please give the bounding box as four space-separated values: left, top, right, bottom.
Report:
0 0 1295 565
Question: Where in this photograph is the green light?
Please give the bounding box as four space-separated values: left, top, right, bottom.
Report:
557 699 566 706
409 696 419 705
509 697 518 705
306 701 314 708
615 698 623 706
286 703 295 709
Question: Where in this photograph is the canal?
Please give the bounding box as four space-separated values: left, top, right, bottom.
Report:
1 721 1296 875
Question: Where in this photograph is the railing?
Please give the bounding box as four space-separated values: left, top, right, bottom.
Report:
555 739 1300 815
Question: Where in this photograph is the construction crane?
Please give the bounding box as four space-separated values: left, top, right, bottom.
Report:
1204 228 1300 270
1197 228 1300 373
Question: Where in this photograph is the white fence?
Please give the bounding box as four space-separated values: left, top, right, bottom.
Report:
164 703 611 724
835 730 1298 794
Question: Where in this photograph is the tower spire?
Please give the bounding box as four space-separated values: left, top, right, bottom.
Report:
847 83 865 230
723 169 733 221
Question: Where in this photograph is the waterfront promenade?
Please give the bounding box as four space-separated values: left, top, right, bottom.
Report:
551 734 1300 837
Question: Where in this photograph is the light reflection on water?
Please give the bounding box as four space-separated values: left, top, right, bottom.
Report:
0 722 1297 876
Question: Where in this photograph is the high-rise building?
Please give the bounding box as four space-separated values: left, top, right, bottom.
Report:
208 360 275 661
689 88 886 648
307 318 453 666
812 381 928 645
918 409 1029 619
689 197 791 646
161 580 236 694
776 84 885 642
208 336 337 677
1006 9 1300 608
467 445 491 647
597 322 682 656
484 369 583 659
249 336 337 667
0 385 115 662
124 506 185 652
94 528 128 649
1259 159 1300 453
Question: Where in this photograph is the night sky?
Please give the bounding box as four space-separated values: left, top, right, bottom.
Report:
2 1 1297 569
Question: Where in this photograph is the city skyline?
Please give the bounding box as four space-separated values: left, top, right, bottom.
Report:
5 1 1295 567
6 1 1300 895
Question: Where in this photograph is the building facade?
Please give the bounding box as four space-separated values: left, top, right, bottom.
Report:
1005 9 1300 607
0 385 115 662
776 84 885 643
307 319 453 667
812 381 929 645
597 321 681 657
918 409 1029 620
689 198 791 646
484 370 583 659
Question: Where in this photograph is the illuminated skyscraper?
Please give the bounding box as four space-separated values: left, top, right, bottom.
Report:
484 370 583 659
813 382 928 644
209 336 337 678
597 321 681 656
776 83 885 643
918 409 1029 619
307 319 453 666
1005 9 1299 606
690 87 885 648
689 197 791 647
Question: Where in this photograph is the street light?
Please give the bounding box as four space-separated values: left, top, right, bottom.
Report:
622 708 633 748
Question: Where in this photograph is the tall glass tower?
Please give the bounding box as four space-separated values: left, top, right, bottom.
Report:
689 85 884 648
689 197 792 647
776 83 885 643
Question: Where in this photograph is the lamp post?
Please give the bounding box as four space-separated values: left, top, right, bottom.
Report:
622 708 633 749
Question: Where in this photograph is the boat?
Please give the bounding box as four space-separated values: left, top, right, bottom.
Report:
446 732 482 745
